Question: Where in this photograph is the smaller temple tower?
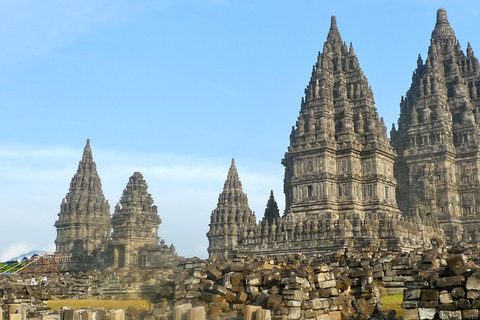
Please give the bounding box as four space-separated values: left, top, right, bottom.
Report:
111 172 161 268
54 139 111 271
207 159 257 258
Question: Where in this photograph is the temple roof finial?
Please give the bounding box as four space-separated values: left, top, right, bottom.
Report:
82 139 93 162
436 8 448 24
431 8 455 41
327 15 342 44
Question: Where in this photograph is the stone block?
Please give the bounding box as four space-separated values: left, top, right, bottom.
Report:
256 309 271 320
420 289 439 301
285 301 302 307
473 300 480 309
419 301 439 308
72 310 88 320
437 276 465 288
316 314 329 320
202 283 227 296
9 314 22 320
350 269 373 278
458 298 472 309
466 277 480 291
402 301 418 309
446 255 468 275
315 273 332 283
173 303 192 320
311 298 329 310
244 306 262 320
328 311 341 320
440 293 454 304
287 307 301 320
438 311 462 320
452 287 466 299
201 292 224 302
246 275 262 286
225 290 236 303
206 265 222 281
317 280 336 289
418 308 436 320
466 290 480 300
8 305 21 315
438 303 458 311
109 310 125 320
386 288 405 295
267 294 282 308
186 307 206 320
403 309 419 320
462 309 479 320
62 310 74 320
282 290 303 301
234 292 248 304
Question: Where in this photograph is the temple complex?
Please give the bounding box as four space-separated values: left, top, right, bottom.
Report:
54 8 480 270
54 139 111 271
55 141 177 271
391 8 480 244
207 15 445 258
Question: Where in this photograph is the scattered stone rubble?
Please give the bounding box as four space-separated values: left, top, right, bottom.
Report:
4 243 480 319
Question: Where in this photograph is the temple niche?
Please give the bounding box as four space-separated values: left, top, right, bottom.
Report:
54 139 111 271
207 16 444 259
391 8 480 244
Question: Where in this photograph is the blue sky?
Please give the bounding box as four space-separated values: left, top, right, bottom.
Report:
1 0 479 260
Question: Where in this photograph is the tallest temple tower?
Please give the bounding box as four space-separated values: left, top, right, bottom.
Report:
391 8 480 243
282 16 400 222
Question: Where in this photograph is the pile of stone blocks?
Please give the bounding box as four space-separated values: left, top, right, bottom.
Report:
402 253 480 320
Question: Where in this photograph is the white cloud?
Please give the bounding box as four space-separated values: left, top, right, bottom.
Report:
1 242 32 262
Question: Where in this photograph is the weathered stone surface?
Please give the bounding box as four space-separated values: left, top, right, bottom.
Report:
418 308 436 320
439 311 462 320
466 277 480 291
437 276 465 288
421 290 439 301
403 309 419 320
462 309 479 320
439 293 454 304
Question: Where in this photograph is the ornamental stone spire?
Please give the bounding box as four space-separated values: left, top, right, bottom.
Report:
282 15 398 221
54 139 111 271
111 172 161 268
391 8 480 243
263 190 280 223
207 159 256 258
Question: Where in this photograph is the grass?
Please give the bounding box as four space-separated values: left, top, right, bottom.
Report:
380 295 403 318
47 299 150 311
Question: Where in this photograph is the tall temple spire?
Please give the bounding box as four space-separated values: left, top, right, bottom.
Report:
263 190 280 223
207 160 256 258
55 139 111 271
392 8 480 243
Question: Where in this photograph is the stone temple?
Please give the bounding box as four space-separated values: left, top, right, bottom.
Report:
207 14 450 259
390 8 480 244
55 140 178 271
55 8 480 270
